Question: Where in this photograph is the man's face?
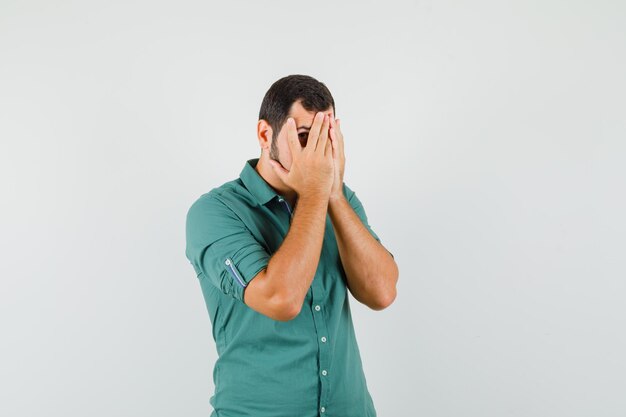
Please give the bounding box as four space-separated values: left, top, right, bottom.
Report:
270 100 334 172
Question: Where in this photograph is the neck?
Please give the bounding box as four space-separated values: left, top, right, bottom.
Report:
255 155 297 208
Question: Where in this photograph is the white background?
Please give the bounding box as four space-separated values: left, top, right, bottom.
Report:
1 1 625 416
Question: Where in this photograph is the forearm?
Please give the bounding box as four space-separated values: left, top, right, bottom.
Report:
328 194 398 310
265 194 328 309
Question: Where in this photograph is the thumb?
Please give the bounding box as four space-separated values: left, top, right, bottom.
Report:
268 158 288 182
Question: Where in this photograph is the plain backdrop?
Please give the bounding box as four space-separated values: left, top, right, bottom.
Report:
1 1 625 416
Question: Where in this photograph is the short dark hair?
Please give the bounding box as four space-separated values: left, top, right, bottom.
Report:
258 74 336 142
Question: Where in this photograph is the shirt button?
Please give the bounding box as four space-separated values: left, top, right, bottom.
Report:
321 369 327 376
321 336 327 343
315 305 321 311
320 406 326 413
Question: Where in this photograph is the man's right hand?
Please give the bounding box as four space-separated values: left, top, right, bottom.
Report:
269 111 334 199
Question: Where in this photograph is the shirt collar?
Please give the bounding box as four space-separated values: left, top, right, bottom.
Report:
239 158 281 206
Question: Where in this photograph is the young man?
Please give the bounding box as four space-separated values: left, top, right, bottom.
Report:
185 74 398 417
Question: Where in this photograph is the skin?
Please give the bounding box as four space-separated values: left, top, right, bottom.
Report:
243 100 398 320
256 100 336 208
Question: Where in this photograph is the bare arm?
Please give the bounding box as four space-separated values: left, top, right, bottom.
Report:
324 115 398 310
243 111 334 321
328 193 398 310
243 195 328 320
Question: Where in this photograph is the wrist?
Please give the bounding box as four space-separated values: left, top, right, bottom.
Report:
298 192 330 206
328 193 347 217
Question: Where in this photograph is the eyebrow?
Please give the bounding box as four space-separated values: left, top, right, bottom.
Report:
297 125 311 131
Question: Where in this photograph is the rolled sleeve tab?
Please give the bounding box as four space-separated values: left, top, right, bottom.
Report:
186 193 270 303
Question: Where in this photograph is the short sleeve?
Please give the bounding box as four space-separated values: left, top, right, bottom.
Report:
343 183 394 259
185 194 270 303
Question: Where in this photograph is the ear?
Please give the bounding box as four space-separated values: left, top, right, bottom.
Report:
257 119 273 151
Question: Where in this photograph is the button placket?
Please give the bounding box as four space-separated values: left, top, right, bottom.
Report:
310 281 331 415
277 196 293 223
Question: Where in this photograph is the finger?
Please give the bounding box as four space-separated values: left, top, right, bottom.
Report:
285 117 301 157
329 124 337 155
329 117 337 144
330 117 342 154
268 158 288 182
325 133 333 157
305 111 325 152
335 118 342 140
316 114 330 154
334 118 344 153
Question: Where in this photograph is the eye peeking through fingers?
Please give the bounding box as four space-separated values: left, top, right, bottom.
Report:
298 132 308 147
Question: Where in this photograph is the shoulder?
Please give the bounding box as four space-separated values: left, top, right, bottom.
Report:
187 192 224 217
185 193 228 238
186 184 237 228
185 187 249 247
187 178 252 218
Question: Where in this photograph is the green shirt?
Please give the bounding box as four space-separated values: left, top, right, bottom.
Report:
185 157 389 417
